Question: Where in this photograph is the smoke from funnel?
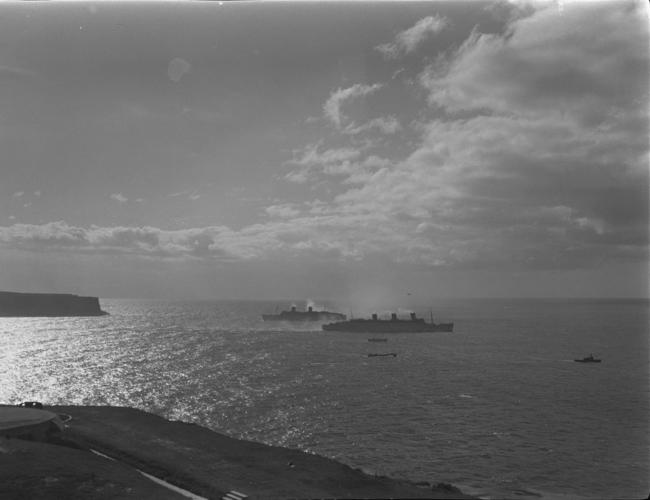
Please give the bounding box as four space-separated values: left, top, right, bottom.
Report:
305 298 324 311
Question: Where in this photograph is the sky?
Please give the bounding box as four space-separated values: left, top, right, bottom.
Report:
0 0 648 301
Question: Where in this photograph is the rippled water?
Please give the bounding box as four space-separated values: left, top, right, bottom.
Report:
1 298 648 500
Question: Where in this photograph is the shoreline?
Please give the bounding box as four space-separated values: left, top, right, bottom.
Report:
1 404 475 499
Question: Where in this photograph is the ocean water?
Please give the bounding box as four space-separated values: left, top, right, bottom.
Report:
1 298 648 500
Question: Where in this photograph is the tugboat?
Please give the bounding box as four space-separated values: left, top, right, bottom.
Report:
323 312 453 333
262 305 346 322
574 354 602 363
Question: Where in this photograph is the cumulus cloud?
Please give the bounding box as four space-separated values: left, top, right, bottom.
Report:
284 143 395 187
285 144 364 183
276 1 649 270
110 193 128 203
344 116 401 135
12 191 24 198
328 0 649 269
0 221 233 261
1 4 645 275
265 203 301 218
0 221 89 249
0 210 429 266
376 15 449 59
323 83 382 128
284 169 311 184
421 2 648 125
290 144 362 167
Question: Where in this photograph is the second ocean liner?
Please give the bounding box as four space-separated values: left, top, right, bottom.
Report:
322 312 453 332
262 305 347 322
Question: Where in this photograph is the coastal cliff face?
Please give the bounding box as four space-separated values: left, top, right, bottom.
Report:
0 291 107 317
0 404 474 500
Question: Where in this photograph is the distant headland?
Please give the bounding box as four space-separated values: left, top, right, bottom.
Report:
0 291 108 317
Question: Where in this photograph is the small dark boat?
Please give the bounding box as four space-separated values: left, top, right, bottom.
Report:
368 338 388 342
367 353 397 357
574 354 601 363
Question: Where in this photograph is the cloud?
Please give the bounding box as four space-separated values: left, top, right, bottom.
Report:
285 143 364 183
110 193 128 203
0 221 233 261
167 57 191 83
169 190 200 201
0 221 89 249
12 191 24 198
284 169 311 184
284 143 395 186
0 210 425 266
376 15 449 59
278 1 649 271
344 116 401 135
323 83 382 128
326 1 648 269
290 143 362 167
265 203 301 218
33 190 42 197
421 2 648 125
1 4 645 275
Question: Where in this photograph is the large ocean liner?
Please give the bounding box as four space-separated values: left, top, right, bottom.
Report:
262 305 346 322
322 312 453 332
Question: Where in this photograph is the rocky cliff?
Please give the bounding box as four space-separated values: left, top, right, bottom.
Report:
0 291 107 317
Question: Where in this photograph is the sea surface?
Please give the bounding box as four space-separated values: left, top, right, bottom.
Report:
1 298 648 500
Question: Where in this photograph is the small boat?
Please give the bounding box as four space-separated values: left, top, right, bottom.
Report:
574 354 602 363
368 338 388 342
367 353 397 357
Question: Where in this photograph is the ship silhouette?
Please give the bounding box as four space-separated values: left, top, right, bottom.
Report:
322 311 453 333
262 305 347 322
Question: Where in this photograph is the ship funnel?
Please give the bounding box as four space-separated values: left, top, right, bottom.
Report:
372 313 378 320
291 306 296 312
410 312 416 320
391 313 397 321
308 306 313 312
